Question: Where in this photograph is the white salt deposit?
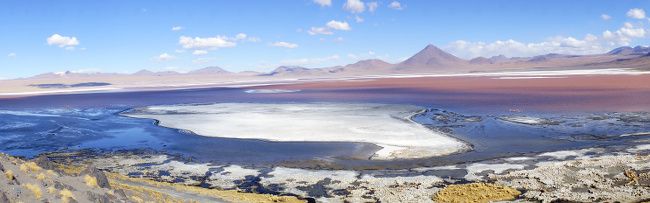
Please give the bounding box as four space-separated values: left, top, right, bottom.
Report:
0 122 37 130
537 148 602 159
0 87 120 96
243 89 300 94
207 165 261 189
499 116 552 125
0 110 60 117
504 156 534 162
620 132 650 137
261 167 443 202
464 163 525 181
495 76 566 80
125 103 469 160
627 144 650 153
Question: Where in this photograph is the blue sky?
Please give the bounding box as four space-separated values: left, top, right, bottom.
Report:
1 0 649 78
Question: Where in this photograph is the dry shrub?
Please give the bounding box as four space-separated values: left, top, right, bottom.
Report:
19 162 42 173
36 173 46 181
131 195 145 203
84 175 98 188
47 186 57 194
24 183 42 199
60 189 75 203
46 169 57 177
434 183 521 203
4 170 14 180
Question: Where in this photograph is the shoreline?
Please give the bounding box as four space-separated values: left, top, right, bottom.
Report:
1 68 648 99
27 142 650 202
123 103 473 161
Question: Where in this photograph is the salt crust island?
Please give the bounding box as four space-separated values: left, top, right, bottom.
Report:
124 103 470 160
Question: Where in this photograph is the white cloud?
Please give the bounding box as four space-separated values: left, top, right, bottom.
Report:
602 22 647 45
388 1 403 10
602 30 614 39
601 14 611 20
308 21 351 35
7 53 16 58
344 0 365 13
445 34 612 59
367 2 378 12
280 54 340 66
308 27 333 35
326 20 351 30
157 53 174 61
192 50 208 55
627 8 646 19
247 37 261 42
171 26 183 31
347 50 376 60
178 33 256 50
231 33 260 42
447 18 650 59
620 22 646 37
46 34 79 48
271 41 299 48
235 33 247 40
179 35 236 49
192 57 216 64
355 16 364 23
313 0 331 7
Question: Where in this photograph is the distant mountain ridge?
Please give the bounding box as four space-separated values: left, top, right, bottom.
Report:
24 44 650 80
607 46 650 55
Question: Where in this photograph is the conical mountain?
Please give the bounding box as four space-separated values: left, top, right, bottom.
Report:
397 44 466 69
188 66 231 74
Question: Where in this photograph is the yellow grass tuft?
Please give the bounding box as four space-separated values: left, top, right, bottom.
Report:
46 169 57 177
24 183 42 199
107 172 304 203
111 182 182 203
36 173 46 181
4 170 14 180
55 163 84 175
130 195 145 203
47 186 57 194
60 189 75 203
19 162 42 173
84 175 99 188
434 183 521 203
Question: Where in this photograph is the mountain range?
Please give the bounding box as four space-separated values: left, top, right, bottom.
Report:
24 44 650 80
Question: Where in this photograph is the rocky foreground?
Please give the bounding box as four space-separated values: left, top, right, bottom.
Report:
2 142 644 203
0 153 304 203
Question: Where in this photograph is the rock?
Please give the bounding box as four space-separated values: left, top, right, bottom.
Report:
82 166 110 189
53 181 75 191
0 192 9 203
33 157 57 171
625 169 639 185
113 189 128 200
86 191 111 203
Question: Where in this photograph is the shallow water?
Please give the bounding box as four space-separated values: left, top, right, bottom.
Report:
0 86 648 169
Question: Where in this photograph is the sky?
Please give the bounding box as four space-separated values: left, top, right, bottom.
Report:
1 0 649 78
